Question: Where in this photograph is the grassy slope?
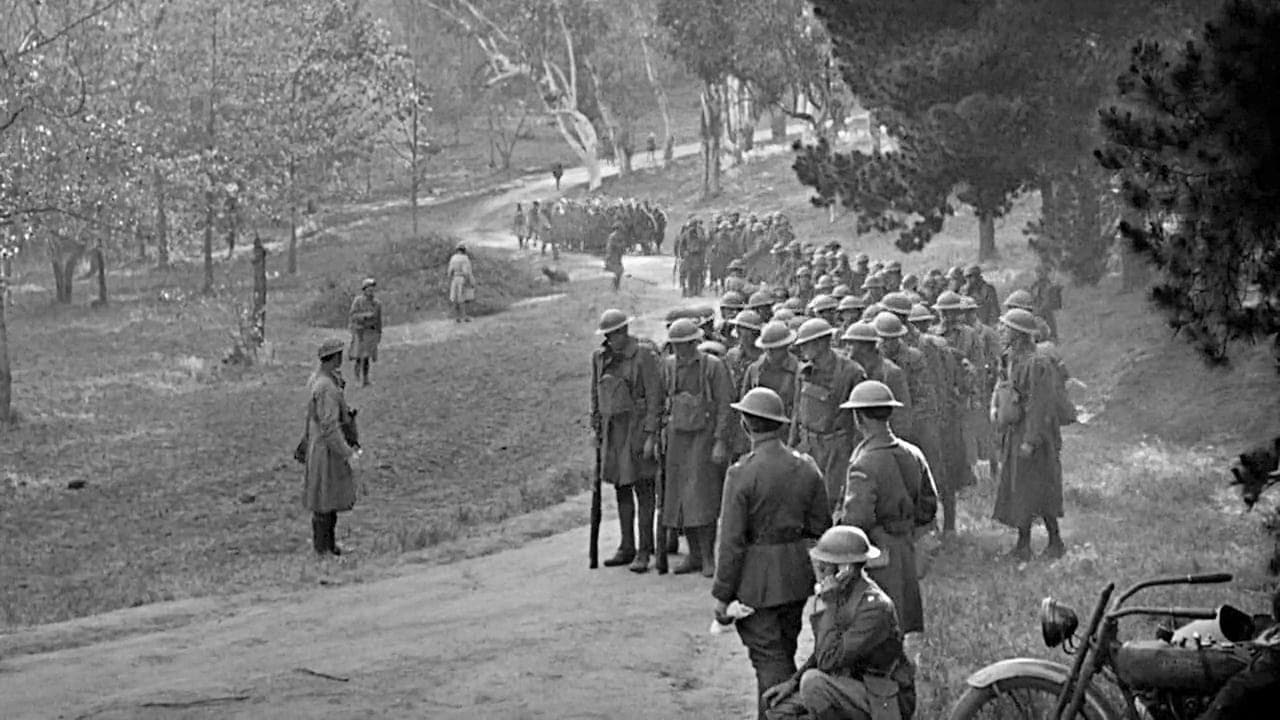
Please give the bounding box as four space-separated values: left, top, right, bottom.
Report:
592 152 1280 714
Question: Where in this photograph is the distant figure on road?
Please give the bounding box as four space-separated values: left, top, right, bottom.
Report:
303 339 363 557
604 219 627 292
447 242 475 323
347 278 383 387
551 162 564 190
513 202 528 249
646 132 657 164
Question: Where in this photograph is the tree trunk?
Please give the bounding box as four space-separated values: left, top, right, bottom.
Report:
155 172 170 269
49 240 85 304
771 110 787 141
701 82 724 199
94 247 108 306
0 274 10 424
411 104 421 238
202 187 215 294
978 212 999 261
251 234 267 346
636 26 672 167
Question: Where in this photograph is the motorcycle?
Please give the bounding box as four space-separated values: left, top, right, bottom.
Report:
949 572 1273 719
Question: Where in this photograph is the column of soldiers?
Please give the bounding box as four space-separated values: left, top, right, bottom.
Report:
513 197 668 257
673 211 795 298
590 241 1072 720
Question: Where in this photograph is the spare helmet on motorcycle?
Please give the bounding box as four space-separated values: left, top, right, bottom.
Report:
1039 597 1080 649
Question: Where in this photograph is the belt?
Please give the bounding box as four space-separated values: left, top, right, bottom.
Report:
749 527 805 545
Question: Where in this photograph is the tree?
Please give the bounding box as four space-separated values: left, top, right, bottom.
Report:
1097 0 1280 367
657 0 737 199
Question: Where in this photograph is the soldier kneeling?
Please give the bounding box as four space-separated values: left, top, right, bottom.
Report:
764 526 916 720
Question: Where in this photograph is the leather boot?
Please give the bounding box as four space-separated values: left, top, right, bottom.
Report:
325 512 343 556
635 477 656 556
673 528 702 574
665 528 680 555
603 485 636 567
1042 517 1066 560
698 525 716 578
311 513 327 555
1008 526 1032 562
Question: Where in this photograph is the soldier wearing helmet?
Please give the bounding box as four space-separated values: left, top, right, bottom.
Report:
724 311 765 460
303 338 363 557
807 294 840 326
848 253 870 292
962 264 1000 326
604 219 628 292
874 311 931 474
933 292 986 535
743 321 802 421
836 293 869 333
591 309 666 572
347 277 382 387
1028 265 1063 343
840 322 913 441
720 290 746 328
992 308 1066 561
861 272 887 304
761 525 916 720
882 260 903 293
747 289 777 324
790 266 815 308
838 381 938 639
713 388 831 720
661 318 737 576
790 319 867 515
726 258 749 295
963 294 1002 481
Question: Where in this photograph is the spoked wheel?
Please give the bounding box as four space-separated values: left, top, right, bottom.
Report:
949 676 1112 720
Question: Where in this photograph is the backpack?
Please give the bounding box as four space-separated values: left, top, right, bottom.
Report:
1046 354 1077 426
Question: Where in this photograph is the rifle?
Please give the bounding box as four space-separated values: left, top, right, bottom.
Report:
589 438 602 569
653 433 668 574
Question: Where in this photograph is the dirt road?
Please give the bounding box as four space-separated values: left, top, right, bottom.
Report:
0 150 796 720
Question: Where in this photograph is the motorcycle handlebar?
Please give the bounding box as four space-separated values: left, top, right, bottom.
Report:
1185 572 1233 585
1108 606 1218 621
1115 573 1234 607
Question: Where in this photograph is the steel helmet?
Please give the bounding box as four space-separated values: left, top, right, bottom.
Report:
960 294 979 310
664 307 696 324
730 387 792 424
698 340 727 357
881 292 913 317
855 252 870 264
1004 288 1035 311
841 322 879 344
756 321 797 349
809 525 881 565
947 265 965 279
840 379 904 409
908 303 935 324
809 294 839 314
794 318 837 345
901 273 919 289
719 290 746 309
732 309 764 332
596 308 630 334
773 308 797 323
814 274 835 291
831 284 851 300
747 289 775 309
728 258 745 271
932 290 966 311
667 318 704 344
317 338 346 359
861 273 885 290
965 263 983 277
795 266 812 279
783 297 805 311
885 260 902 272
873 312 908 338
1000 308 1039 335
786 315 806 330
692 304 716 321
861 302 884 322
838 293 869 312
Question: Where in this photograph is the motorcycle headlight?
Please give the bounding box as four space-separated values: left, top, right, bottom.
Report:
1040 597 1079 649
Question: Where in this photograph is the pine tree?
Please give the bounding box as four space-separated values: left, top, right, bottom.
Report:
1097 0 1280 367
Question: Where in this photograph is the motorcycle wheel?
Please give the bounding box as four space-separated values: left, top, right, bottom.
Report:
949 676 1112 720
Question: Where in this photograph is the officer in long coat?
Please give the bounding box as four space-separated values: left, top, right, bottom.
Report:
839 381 939 636
662 318 735 576
790 319 866 516
763 526 917 720
303 339 363 556
347 278 383 387
714 388 831 720
591 309 665 572
992 308 1065 561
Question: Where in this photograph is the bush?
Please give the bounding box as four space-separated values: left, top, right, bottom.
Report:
300 231 552 328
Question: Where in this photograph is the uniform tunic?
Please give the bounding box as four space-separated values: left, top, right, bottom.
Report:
590 336 664 487
841 433 939 634
993 347 1064 528
302 369 357 513
724 343 762 457
347 294 383 361
447 252 474 303
662 352 735 528
859 354 913 441
789 349 866 513
963 278 1001 326
742 352 801 418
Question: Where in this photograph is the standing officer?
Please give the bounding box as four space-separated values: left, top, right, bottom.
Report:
839 380 939 636
790 318 866 515
347 278 383 387
762 526 917 720
992 308 1065 561
303 339 364 556
714 388 831 720
590 309 665 572
663 318 735 576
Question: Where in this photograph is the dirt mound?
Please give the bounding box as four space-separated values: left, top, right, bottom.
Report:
300 231 554 328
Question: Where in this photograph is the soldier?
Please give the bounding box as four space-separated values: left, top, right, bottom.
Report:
920 269 945 306
933 292 987 535
347 278 383 387
662 318 736 576
992 308 1066 561
447 242 475 323
862 272 887 304
791 266 815 308
962 264 1000 326
725 311 764 389
551 161 564 190
726 259 749 295
743 321 801 417
838 380 939 637
946 266 965 293
714 387 831 720
882 260 903 293
964 294 1002 482
790 319 866 516
590 310 665 572
526 200 544 249
1003 288 1035 313
303 339 364 557
836 293 869 334
604 219 627 292
1029 265 1063 343
874 312 937 508
808 294 840 326
747 288 777 324
762 526 917 720
900 274 923 304
849 253 870 292
513 203 528 249
814 274 835 297
720 290 746 328
841 322 913 441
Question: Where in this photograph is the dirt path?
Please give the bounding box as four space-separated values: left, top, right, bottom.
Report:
0 140 804 720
